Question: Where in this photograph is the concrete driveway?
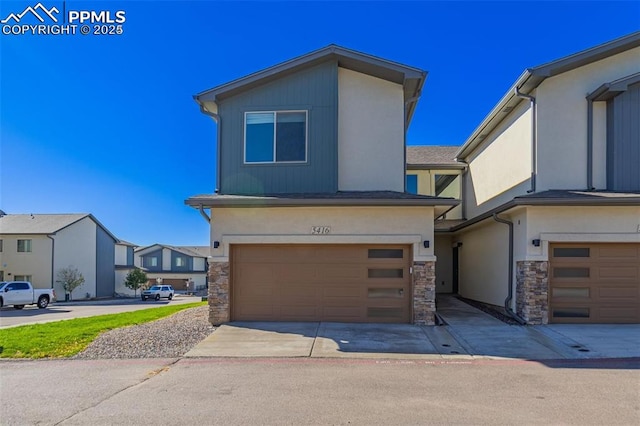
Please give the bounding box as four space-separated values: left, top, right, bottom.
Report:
186 297 640 360
0 295 202 328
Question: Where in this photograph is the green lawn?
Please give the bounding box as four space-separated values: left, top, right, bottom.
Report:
0 302 205 359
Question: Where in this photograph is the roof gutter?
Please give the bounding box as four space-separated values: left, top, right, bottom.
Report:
492 214 527 325
515 86 537 193
197 102 222 194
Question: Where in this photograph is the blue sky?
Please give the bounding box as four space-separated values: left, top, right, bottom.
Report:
1 1 638 246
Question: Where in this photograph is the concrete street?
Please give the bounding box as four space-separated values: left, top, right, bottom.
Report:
0 295 202 328
1 357 638 425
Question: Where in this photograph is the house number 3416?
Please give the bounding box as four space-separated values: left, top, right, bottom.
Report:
311 226 331 235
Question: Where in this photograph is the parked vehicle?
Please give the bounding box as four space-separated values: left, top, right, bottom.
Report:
141 285 174 301
0 281 56 309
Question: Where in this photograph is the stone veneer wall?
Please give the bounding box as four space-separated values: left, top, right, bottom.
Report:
516 261 549 324
208 261 230 325
412 261 436 325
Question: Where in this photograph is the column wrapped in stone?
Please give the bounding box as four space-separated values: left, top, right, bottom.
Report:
516 261 549 324
412 261 436 325
208 261 230 325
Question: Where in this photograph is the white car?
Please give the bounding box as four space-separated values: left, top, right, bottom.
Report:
141 285 174 301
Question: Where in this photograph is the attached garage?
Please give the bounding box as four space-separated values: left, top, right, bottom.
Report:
549 243 640 323
231 244 412 323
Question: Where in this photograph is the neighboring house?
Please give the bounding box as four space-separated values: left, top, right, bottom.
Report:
415 31 640 324
134 244 209 292
0 213 117 300
114 239 139 296
187 45 458 325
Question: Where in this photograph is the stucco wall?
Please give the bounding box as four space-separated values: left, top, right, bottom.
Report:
536 46 640 191
193 257 206 271
0 235 52 289
524 205 640 261
210 206 435 262
115 244 128 265
54 217 97 299
162 248 171 271
338 68 405 192
457 219 510 307
464 100 533 218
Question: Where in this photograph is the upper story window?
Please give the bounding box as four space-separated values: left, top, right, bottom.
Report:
144 257 158 268
17 239 32 253
245 111 307 163
0 239 3 252
406 175 418 194
175 256 186 267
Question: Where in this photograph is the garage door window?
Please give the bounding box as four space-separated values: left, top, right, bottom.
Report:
368 269 404 278
552 288 590 298
552 307 590 318
368 288 403 298
553 248 590 257
553 267 590 278
368 249 403 259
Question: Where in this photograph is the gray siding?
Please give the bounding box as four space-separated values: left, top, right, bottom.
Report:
607 84 640 191
95 227 115 298
126 246 134 266
171 250 193 272
218 61 338 195
142 249 163 271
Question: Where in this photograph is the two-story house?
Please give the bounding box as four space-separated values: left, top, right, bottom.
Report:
0 213 117 299
134 244 209 292
187 46 458 325
114 239 138 296
414 32 640 325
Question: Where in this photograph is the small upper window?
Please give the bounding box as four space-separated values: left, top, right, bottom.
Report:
175 257 186 267
17 239 32 253
406 175 418 194
245 111 307 163
0 239 3 252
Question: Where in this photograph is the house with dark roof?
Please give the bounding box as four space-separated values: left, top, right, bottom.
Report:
0 213 117 299
411 31 640 324
133 244 209 292
187 45 458 325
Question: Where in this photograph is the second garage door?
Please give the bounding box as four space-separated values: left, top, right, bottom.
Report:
232 244 412 323
549 243 640 323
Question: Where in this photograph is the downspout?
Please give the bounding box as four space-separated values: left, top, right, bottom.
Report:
198 205 211 224
586 99 594 190
199 104 222 194
46 235 55 289
492 213 527 325
515 87 537 193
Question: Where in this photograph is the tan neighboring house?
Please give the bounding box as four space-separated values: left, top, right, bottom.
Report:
134 244 209 292
414 31 640 324
114 239 139 296
0 213 117 300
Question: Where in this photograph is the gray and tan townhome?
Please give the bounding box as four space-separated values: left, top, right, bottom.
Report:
187 31 640 326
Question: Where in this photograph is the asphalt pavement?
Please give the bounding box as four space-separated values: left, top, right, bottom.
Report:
1 357 638 425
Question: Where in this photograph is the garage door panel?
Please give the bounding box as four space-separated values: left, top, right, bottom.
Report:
232 244 411 323
550 243 640 324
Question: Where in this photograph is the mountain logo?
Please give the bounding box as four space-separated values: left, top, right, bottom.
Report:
1 3 59 24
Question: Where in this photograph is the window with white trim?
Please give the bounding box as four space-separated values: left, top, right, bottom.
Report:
175 256 186 267
17 239 32 253
14 275 32 282
244 111 307 163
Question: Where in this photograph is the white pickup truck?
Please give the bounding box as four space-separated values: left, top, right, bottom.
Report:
0 281 56 309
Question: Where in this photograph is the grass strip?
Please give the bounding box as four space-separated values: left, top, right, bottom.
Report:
0 302 205 359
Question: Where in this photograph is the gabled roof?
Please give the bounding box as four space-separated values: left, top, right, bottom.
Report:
0 213 118 241
457 31 640 159
134 244 210 258
195 44 427 125
406 146 463 169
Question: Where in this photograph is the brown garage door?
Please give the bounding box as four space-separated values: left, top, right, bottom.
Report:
231 244 412 323
549 243 640 323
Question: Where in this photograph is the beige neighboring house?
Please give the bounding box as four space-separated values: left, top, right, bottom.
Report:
114 239 139 296
415 31 640 324
134 244 209 292
0 213 117 300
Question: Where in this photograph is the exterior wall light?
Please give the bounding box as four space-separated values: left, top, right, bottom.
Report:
213 241 220 249
423 240 430 248
532 239 541 247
